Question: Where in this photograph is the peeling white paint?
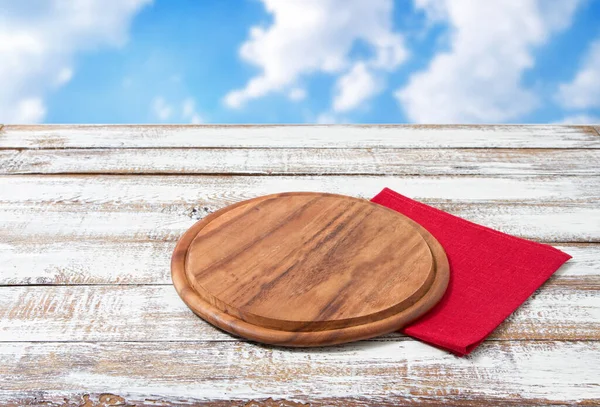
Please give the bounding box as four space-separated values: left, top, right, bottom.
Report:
1 148 598 176
0 341 597 402
0 174 597 204
0 285 596 342
1 124 599 148
0 124 598 405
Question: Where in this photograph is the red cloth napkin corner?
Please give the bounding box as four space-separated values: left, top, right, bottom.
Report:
371 187 572 356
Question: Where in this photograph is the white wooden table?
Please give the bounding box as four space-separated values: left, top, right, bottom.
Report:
0 125 599 406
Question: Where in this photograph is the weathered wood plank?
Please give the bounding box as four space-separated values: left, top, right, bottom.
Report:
2 394 592 407
1 125 599 149
0 175 597 244
1 201 597 243
0 174 598 206
0 341 598 406
0 124 596 407
1 148 599 175
1 240 594 285
0 241 172 285
0 282 597 342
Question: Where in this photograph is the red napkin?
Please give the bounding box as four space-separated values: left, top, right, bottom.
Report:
371 188 571 356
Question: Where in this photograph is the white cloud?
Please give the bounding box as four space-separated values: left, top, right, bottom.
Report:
316 113 338 124
11 98 47 123
169 74 182 84
152 97 173 121
182 99 195 117
55 68 74 86
555 114 600 124
0 0 151 123
315 112 355 124
396 0 581 123
151 96 203 123
288 88 307 102
333 62 380 113
182 98 202 124
556 39 600 110
190 114 202 124
224 0 406 111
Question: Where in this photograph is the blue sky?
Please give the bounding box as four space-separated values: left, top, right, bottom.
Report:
1 0 599 124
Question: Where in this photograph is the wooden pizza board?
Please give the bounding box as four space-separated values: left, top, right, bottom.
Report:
171 192 449 347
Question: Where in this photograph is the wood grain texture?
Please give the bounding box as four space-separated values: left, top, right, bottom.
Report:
0 341 598 405
1 395 597 407
0 125 598 405
0 281 597 342
0 176 598 244
1 124 599 149
1 200 596 243
0 394 314 407
1 148 599 175
172 192 449 346
1 174 598 205
0 241 595 286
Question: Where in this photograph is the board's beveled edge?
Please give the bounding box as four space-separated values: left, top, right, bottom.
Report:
171 192 449 347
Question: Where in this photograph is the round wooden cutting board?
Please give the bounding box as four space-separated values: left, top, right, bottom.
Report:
171 192 449 347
